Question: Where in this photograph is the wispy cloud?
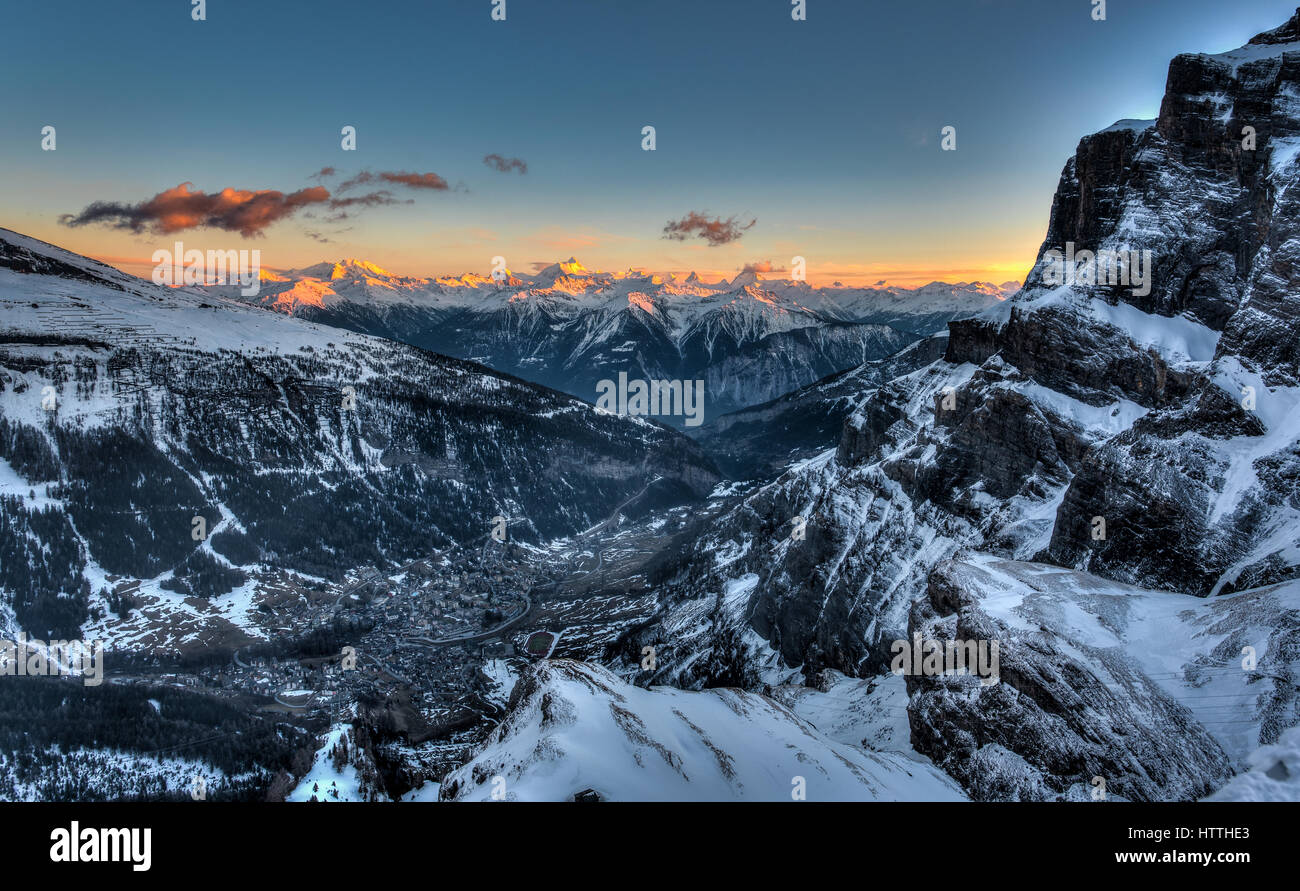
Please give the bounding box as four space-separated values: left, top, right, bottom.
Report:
483 153 527 174
339 170 450 191
662 212 756 246
58 164 463 237
328 190 411 209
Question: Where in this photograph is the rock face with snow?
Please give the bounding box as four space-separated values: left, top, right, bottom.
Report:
209 260 1010 423
694 334 951 480
0 229 717 648
618 12 1300 801
438 659 964 801
906 557 1298 801
1017 10 1300 597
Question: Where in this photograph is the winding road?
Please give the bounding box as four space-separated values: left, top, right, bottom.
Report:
406 589 533 648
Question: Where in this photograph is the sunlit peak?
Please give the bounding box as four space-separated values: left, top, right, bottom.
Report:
331 258 392 279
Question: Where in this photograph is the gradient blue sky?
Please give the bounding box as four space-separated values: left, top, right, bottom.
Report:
1 0 1293 285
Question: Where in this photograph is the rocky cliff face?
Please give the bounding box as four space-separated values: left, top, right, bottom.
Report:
1029 14 1300 596
905 557 1295 801
618 11 1300 800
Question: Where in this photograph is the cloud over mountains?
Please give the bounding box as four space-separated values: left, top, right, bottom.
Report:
662 212 756 246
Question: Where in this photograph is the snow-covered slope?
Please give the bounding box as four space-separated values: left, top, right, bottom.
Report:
1207 726 1300 801
438 659 964 801
286 722 386 803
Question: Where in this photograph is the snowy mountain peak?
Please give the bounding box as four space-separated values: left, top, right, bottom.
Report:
1195 7 1300 73
285 259 399 285
187 248 1019 419
533 257 592 282
1247 6 1300 46
327 258 394 280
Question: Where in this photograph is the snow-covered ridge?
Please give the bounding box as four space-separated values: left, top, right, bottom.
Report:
439 660 965 801
945 555 1300 766
1175 6 1300 77
1099 118 1156 134
205 252 1016 340
0 227 410 358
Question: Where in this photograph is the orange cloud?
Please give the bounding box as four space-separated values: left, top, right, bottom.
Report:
60 182 330 237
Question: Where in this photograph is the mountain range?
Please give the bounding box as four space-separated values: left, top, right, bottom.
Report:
206 259 1015 423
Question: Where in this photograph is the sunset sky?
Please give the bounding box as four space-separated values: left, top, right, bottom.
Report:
1 0 1291 287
